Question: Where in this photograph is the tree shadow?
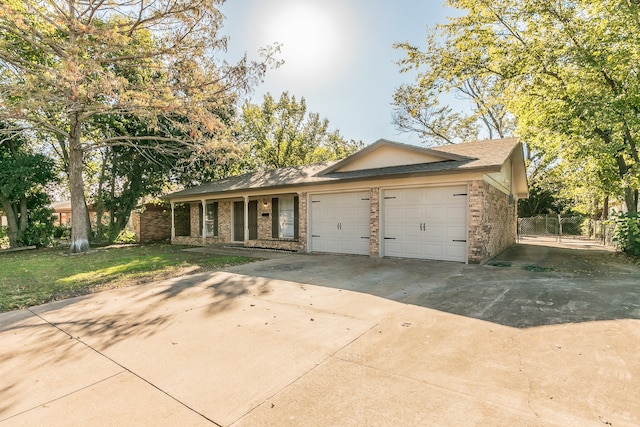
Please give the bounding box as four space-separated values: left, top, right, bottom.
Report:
0 269 271 421
221 244 640 329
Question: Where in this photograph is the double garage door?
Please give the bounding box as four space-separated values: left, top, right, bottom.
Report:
309 185 468 262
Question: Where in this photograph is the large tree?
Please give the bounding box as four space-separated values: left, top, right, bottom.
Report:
395 0 640 213
393 30 515 145
237 92 363 170
0 0 275 252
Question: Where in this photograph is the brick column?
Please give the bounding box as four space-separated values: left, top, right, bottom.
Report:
467 181 484 263
190 202 201 237
298 192 308 251
369 187 380 257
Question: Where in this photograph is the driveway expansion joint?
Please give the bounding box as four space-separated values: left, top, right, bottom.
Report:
26 308 222 426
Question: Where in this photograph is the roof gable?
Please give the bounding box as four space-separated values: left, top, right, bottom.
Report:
319 139 471 175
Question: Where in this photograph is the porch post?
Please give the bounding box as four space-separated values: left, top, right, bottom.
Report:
243 195 249 241
201 199 207 244
170 202 175 241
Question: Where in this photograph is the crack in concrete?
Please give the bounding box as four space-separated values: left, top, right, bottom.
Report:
230 320 384 425
510 334 540 419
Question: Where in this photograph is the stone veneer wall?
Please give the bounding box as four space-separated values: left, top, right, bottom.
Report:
467 180 516 263
369 187 379 256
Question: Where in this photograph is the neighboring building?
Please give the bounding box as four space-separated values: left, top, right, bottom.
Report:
51 200 98 227
164 138 529 263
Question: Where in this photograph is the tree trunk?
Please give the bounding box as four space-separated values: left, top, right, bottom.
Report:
68 119 91 253
18 198 28 238
624 187 638 215
0 197 19 248
602 196 609 220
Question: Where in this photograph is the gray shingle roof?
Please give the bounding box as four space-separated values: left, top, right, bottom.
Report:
166 161 338 199
166 138 520 200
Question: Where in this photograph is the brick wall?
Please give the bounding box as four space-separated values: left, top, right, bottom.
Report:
138 206 171 243
467 180 516 263
369 187 379 256
257 199 271 239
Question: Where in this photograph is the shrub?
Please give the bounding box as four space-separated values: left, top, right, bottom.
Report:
53 225 71 239
613 213 640 256
0 226 8 249
114 229 137 244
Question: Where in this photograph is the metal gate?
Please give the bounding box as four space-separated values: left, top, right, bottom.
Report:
517 216 615 246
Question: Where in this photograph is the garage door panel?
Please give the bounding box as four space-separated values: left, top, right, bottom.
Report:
424 227 444 238
424 244 444 258
310 191 370 255
447 225 467 239
383 186 468 262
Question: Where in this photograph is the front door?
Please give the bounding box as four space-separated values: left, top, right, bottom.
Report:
233 201 244 241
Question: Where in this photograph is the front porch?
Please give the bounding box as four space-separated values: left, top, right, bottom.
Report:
170 192 308 252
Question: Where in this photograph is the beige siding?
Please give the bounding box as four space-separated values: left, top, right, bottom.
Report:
336 145 452 172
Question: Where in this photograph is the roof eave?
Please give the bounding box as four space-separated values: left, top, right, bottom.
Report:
165 165 503 202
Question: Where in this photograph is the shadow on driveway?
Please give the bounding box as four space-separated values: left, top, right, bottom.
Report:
224 243 640 328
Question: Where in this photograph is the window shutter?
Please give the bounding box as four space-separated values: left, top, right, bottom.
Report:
293 196 299 239
271 197 279 238
213 202 219 237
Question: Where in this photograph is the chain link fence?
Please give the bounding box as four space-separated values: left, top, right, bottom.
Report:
517 215 616 246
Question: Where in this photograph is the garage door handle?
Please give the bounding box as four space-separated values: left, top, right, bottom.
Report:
312 235 320 237
452 239 467 242
361 236 369 239
384 237 396 240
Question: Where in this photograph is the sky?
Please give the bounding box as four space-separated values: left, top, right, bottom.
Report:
218 0 460 147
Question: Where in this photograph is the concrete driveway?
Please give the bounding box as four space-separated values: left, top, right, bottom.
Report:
1 242 639 426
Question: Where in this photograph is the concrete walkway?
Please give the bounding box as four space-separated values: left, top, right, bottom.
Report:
1 244 639 426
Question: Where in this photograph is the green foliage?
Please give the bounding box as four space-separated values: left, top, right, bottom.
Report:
237 92 363 169
397 0 640 212
19 193 56 248
0 124 58 248
613 213 640 256
53 226 71 240
114 229 137 244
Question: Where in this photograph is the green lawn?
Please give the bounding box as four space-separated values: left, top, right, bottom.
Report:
0 244 255 312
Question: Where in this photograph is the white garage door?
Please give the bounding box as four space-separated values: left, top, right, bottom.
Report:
383 185 467 262
310 191 370 255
